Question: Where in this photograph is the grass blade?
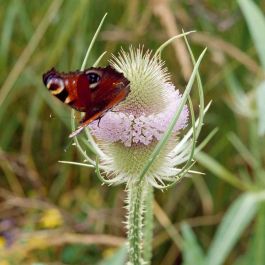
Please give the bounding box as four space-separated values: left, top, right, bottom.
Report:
195 151 251 190
256 81 265 136
206 193 261 265
238 0 265 70
181 223 206 265
253 204 265 265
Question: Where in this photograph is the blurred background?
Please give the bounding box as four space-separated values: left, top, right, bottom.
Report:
0 0 265 264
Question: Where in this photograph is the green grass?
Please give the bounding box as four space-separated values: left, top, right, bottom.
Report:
0 0 265 264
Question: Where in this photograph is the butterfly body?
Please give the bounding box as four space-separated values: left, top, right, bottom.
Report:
43 66 130 137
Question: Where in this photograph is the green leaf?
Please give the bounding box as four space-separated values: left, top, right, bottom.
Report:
0 0 19 69
256 81 265 136
206 193 261 265
233 203 265 265
228 132 259 168
80 13 107 71
195 151 250 190
99 245 127 265
181 223 206 265
238 0 265 70
253 203 265 265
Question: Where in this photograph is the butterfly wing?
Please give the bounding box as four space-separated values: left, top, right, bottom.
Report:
69 83 129 138
69 66 130 138
43 66 130 138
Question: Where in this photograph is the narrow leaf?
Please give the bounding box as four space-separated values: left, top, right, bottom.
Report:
206 193 259 265
238 0 265 69
196 151 250 190
253 203 265 265
256 81 265 136
181 223 206 265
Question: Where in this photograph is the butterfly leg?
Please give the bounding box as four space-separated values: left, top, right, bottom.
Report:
69 88 129 138
97 116 103 127
69 112 102 138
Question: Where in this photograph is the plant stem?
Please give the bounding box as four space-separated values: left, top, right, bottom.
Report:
143 185 154 265
127 181 147 265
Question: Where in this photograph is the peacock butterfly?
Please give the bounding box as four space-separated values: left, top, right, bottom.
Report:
43 66 130 138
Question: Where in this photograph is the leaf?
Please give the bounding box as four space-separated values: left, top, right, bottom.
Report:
256 81 265 136
253 203 265 265
206 193 263 265
181 223 206 265
99 245 127 265
238 0 265 70
233 203 265 265
195 151 248 190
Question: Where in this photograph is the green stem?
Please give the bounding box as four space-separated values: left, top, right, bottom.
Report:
143 185 153 265
127 181 147 265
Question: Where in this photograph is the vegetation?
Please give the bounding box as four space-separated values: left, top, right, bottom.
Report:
0 0 265 264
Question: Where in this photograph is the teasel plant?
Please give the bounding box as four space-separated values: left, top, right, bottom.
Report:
60 14 213 265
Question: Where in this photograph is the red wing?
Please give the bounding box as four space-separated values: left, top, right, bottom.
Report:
91 66 130 107
43 65 130 138
76 74 92 109
69 87 129 138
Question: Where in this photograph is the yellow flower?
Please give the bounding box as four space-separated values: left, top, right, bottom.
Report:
0 236 6 249
39 208 63 228
102 247 116 259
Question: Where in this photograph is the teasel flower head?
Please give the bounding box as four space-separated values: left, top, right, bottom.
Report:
86 43 207 189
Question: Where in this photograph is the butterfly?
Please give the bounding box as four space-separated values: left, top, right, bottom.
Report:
43 66 130 138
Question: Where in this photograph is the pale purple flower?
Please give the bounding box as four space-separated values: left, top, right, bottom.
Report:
89 83 189 147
